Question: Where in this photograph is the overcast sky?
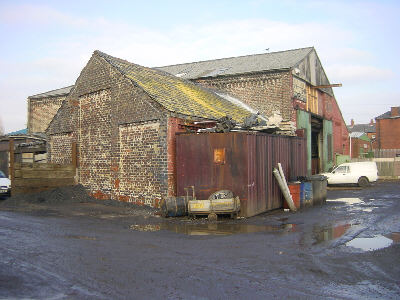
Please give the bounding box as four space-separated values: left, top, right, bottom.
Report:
1 0 399 133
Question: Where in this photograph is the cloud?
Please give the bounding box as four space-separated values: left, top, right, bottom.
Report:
0 3 397 132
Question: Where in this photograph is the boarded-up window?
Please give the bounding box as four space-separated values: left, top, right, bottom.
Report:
214 148 226 164
118 122 163 205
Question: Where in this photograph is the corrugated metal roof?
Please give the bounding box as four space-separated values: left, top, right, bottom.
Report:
156 47 313 79
349 132 367 138
96 51 256 122
28 85 74 99
6 128 28 136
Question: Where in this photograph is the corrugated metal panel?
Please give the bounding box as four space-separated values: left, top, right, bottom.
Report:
176 132 307 217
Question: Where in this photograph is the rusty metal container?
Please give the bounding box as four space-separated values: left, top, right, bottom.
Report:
286 183 301 209
176 132 307 217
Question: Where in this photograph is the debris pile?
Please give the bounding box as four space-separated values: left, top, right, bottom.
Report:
198 111 296 135
0 185 157 213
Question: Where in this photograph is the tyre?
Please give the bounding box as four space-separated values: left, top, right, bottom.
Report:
358 177 369 187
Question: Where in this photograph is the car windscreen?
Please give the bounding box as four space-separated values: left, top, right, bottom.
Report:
0 171 6 178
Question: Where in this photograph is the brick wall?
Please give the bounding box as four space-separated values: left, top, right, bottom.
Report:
48 133 73 164
321 92 349 156
48 53 168 206
118 121 166 206
351 138 372 158
78 89 113 195
28 95 66 133
376 118 400 149
194 70 293 120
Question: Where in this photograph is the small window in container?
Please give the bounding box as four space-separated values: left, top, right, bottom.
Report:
214 148 225 164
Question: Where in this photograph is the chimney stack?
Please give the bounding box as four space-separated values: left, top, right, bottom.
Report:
391 107 399 117
350 119 354 126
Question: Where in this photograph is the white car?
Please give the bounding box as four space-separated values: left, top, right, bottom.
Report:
0 171 11 197
322 162 378 187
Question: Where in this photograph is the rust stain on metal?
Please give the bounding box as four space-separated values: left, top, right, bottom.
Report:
176 132 307 217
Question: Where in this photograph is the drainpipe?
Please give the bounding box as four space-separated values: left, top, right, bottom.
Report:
349 135 352 159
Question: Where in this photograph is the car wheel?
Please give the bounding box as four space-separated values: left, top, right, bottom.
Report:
358 177 369 187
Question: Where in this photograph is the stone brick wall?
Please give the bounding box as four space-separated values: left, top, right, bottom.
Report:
48 133 73 164
47 53 168 206
376 118 400 149
28 95 66 133
78 89 113 195
194 70 293 120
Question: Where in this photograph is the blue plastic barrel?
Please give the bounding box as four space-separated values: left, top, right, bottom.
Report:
303 182 313 206
300 182 305 208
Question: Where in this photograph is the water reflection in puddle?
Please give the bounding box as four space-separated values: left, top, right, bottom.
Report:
327 198 364 205
129 223 297 236
312 223 353 244
346 235 397 251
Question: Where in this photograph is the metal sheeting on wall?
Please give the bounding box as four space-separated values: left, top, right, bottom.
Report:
176 132 307 217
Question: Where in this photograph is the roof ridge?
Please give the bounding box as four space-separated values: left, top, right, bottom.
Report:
28 85 74 98
156 46 314 68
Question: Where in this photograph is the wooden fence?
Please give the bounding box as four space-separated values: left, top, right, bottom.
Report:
351 156 400 177
12 163 76 195
10 141 78 195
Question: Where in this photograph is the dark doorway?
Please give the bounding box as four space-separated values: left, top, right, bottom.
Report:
311 117 323 174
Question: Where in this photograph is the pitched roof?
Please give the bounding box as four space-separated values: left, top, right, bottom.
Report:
28 85 74 99
376 107 400 119
96 51 256 122
347 123 375 133
156 47 314 79
349 132 370 140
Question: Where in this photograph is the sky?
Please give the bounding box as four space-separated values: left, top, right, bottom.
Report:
0 0 399 133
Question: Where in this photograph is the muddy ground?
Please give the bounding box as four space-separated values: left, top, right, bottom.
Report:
0 181 399 299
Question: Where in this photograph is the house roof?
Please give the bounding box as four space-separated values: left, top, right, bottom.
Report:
376 107 400 119
6 128 28 136
156 47 314 79
96 51 256 122
349 132 368 139
28 85 74 99
2 128 46 141
347 123 375 133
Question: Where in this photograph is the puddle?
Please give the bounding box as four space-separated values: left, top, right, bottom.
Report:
346 235 396 251
129 223 297 236
312 223 353 244
327 198 364 205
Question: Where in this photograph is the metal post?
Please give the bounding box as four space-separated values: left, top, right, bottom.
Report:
9 138 14 195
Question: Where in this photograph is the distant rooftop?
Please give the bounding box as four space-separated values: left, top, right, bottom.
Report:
347 123 375 133
157 47 314 79
6 128 28 136
28 85 74 99
376 106 400 119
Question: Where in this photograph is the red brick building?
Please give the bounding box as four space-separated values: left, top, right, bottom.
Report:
347 119 376 149
375 106 400 149
159 47 349 173
349 132 373 158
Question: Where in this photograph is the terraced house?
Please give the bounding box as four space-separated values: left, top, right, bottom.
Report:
158 47 349 174
46 51 258 206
